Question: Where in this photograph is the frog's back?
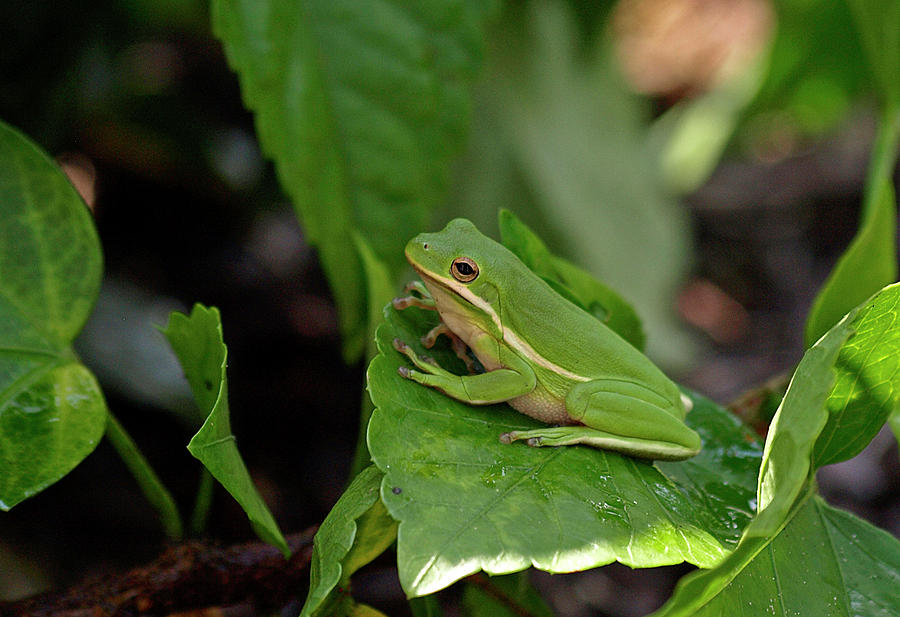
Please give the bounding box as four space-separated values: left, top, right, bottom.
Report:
500 264 673 390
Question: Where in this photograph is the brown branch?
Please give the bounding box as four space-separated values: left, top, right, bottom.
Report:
465 572 543 617
0 529 316 617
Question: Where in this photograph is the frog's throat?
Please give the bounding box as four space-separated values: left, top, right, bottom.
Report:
411 267 590 383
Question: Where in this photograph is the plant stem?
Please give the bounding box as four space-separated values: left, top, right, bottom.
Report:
105 411 183 539
190 467 215 535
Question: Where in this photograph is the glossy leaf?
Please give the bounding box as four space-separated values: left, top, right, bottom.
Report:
754 283 900 536
212 0 494 361
161 304 289 555
650 491 900 617
367 305 762 597
814 282 900 466
0 120 106 510
497 209 645 350
301 465 398 617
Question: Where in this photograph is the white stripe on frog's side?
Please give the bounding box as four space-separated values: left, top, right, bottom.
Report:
414 267 591 383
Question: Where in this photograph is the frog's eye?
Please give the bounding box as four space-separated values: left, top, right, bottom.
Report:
451 257 479 282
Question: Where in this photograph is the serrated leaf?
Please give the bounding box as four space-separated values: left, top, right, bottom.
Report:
161 304 289 556
804 176 897 348
0 120 106 510
367 305 762 597
649 491 900 617
497 209 645 350
754 283 900 536
212 0 494 361
301 465 398 617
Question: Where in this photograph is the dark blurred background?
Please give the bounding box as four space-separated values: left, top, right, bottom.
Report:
0 1 897 616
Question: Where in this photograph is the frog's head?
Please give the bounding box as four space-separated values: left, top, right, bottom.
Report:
405 218 522 338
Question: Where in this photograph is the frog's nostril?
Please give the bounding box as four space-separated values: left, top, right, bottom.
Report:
423 243 429 250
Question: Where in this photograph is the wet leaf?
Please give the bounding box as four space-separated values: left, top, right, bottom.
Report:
0 120 106 510
650 491 900 617
754 283 900 536
161 304 289 555
367 305 762 597
212 0 495 360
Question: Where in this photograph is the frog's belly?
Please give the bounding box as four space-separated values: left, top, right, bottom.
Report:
508 385 576 426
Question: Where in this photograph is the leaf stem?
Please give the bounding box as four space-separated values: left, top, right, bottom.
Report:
105 411 183 539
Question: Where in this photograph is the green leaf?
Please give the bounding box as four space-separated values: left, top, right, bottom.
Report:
160 304 289 555
301 465 398 617
749 0 867 136
804 169 897 348
497 209 645 350
814 282 900 466
649 491 900 617
0 120 106 510
212 0 495 361
845 0 900 106
367 305 762 597
754 283 900 536
890 409 900 454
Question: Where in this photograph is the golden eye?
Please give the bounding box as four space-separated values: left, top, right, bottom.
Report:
451 257 479 282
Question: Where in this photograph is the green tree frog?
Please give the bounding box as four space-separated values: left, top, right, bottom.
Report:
392 218 702 461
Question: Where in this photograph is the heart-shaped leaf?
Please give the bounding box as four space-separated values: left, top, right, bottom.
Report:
0 120 106 510
367 305 762 597
161 304 289 556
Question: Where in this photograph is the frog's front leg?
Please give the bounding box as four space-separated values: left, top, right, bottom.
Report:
393 338 535 404
393 281 436 310
500 380 702 461
421 323 477 373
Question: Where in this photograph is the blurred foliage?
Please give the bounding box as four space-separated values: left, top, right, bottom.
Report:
450 1 695 369
1 0 899 614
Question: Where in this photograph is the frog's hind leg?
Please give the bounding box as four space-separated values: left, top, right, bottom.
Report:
500 380 701 461
500 426 698 461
